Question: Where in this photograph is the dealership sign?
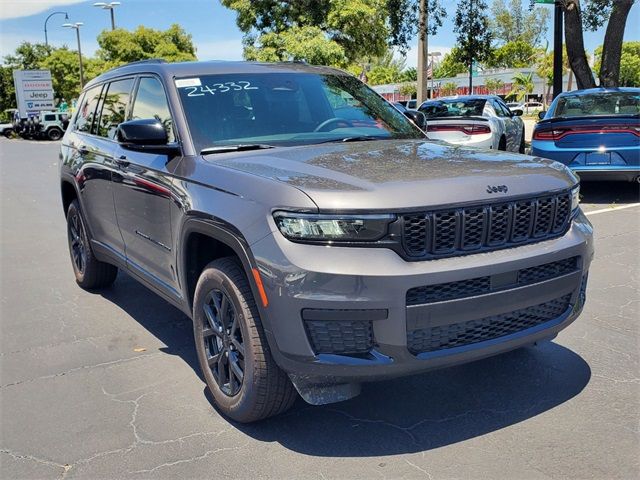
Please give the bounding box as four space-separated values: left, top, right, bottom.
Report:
12 69 56 115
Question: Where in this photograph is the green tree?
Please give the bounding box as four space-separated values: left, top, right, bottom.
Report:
485 40 536 68
485 78 505 94
433 47 467 78
489 0 549 46
454 0 494 87
440 81 459 96
400 67 417 82
509 72 534 102
0 66 16 114
594 41 640 87
222 0 388 64
244 26 347 65
96 24 196 67
38 47 88 103
386 0 447 53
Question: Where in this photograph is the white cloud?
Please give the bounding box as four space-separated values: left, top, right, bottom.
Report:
400 44 452 69
196 38 244 61
0 0 86 20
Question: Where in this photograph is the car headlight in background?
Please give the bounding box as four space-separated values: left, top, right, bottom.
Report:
571 185 580 214
274 212 395 242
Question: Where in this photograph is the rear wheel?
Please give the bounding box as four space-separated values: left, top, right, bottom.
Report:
193 257 297 423
66 200 117 289
498 136 507 151
47 127 63 141
519 128 526 153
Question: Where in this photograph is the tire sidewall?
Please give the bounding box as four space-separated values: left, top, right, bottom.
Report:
66 201 87 283
193 265 258 420
48 128 62 141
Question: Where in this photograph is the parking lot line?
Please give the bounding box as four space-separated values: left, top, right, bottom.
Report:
585 203 640 216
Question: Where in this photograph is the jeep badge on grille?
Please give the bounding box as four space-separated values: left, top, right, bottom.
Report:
487 185 509 194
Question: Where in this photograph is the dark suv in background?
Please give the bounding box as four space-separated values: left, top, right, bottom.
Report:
60 60 593 423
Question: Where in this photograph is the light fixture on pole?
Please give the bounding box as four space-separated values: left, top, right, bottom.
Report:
93 2 121 30
63 22 85 88
429 51 441 98
44 11 69 46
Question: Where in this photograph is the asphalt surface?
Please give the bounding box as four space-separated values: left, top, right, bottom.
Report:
1 138 639 480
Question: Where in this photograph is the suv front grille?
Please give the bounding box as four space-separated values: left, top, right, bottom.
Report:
406 256 579 306
401 191 572 259
407 294 572 354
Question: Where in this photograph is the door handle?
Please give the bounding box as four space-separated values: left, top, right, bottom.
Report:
115 155 130 168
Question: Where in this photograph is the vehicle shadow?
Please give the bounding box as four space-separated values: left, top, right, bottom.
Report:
102 273 591 457
579 181 640 205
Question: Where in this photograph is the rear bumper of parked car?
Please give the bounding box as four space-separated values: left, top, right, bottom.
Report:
249 211 594 396
531 141 640 182
427 132 494 149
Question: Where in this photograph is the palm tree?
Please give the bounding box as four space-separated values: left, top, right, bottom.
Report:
441 82 458 96
509 72 534 103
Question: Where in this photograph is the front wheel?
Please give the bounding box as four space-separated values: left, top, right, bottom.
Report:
193 258 297 423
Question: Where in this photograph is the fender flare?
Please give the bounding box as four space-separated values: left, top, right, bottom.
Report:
177 216 262 313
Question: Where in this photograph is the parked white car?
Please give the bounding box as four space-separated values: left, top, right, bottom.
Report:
418 95 526 153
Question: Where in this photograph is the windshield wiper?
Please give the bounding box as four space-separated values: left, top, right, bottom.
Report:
201 144 276 155
315 135 387 145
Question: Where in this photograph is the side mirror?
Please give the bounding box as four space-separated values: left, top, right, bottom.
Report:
404 110 427 130
117 119 179 155
538 110 547 120
511 109 523 117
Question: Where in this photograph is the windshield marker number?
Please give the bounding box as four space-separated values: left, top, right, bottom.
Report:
183 81 258 97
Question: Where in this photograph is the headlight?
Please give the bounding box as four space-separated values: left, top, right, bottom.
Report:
571 185 580 214
274 212 395 242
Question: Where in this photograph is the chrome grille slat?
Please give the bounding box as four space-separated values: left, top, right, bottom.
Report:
401 191 573 259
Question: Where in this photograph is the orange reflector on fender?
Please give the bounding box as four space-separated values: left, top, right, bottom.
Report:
251 268 269 308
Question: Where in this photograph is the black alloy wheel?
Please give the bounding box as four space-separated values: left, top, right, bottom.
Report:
202 288 245 396
68 209 87 275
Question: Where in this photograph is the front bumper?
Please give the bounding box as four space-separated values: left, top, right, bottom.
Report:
250 210 594 386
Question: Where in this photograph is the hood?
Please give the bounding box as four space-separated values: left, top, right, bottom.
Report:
205 139 578 210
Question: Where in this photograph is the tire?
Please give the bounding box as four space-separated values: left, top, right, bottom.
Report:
519 128 526 154
193 257 297 423
498 136 507 151
66 200 118 289
47 127 63 141
3 128 13 138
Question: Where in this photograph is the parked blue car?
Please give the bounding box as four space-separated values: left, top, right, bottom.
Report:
531 88 640 182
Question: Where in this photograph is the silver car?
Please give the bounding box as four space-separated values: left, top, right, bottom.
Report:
419 95 526 153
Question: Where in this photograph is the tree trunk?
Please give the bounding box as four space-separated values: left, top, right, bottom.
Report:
599 0 635 87
563 0 596 89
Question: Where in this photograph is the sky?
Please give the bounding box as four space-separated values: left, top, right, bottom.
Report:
0 0 638 67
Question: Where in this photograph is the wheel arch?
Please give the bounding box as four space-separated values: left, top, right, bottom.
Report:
179 217 261 315
60 179 79 215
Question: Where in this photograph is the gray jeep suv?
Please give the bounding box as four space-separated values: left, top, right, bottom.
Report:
59 60 593 423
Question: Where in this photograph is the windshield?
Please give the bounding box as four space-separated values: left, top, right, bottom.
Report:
554 91 640 117
418 99 486 118
176 72 423 152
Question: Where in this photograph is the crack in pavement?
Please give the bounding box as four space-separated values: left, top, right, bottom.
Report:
1 449 72 479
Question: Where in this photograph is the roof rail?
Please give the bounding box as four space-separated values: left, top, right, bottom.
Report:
123 58 167 66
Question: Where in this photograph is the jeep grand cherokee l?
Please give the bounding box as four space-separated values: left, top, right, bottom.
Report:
59 60 593 423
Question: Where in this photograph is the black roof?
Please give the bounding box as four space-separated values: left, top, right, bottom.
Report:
84 60 347 90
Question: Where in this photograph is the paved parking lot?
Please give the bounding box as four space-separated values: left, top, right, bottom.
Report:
1 138 638 479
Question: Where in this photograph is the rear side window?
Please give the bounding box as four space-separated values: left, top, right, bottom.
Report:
97 78 135 139
131 77 174 142
75 86 102 133
44 114 55 121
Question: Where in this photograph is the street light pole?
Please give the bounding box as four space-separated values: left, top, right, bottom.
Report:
63 23 85 88
93 2 121 30
44 11 69 46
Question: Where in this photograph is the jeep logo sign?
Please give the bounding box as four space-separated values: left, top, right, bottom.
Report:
487 185 509 194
